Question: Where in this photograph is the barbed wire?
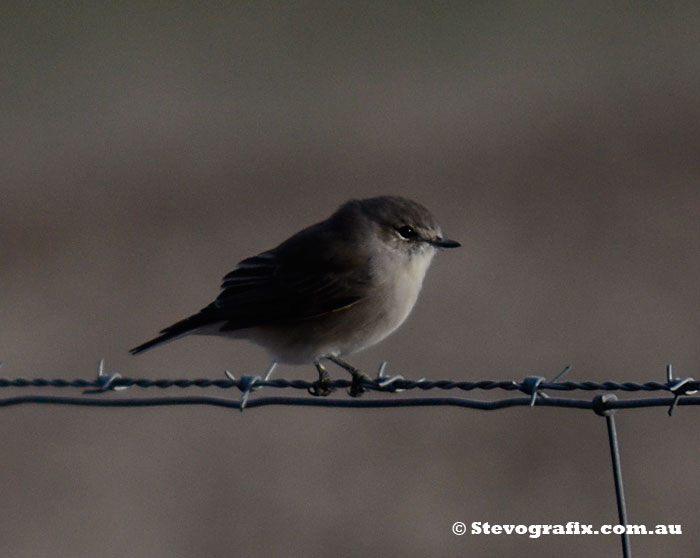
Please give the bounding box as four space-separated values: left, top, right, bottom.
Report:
1 360 696 558
0 361 697 414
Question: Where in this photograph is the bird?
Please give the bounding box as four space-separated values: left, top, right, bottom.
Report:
130 196 460 395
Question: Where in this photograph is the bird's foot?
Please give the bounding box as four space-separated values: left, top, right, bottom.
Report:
348 371 372 397
327 356 371 397
309 362 335 396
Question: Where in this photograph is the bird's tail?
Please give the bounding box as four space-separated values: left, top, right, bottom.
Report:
129 305 219 355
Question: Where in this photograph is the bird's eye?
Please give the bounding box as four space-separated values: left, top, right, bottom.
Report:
396 225 418 240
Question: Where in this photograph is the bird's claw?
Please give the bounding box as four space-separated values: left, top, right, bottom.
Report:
309 363 335 396
308 377 335 396
348 373 371 397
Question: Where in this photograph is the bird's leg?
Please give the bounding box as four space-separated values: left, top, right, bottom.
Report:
327 356 371 397
309 360 335 396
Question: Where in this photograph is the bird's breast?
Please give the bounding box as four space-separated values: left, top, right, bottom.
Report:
379 250 434 332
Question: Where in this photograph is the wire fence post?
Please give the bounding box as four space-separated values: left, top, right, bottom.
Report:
594 394 631 558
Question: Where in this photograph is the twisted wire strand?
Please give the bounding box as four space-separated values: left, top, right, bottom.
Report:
0 366 698 414
1 377 698 392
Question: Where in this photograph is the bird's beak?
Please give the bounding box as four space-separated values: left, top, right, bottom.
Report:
431 237 461 249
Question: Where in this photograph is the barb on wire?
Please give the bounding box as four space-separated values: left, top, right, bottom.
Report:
83 359 129 394
229 361 277 411
665 364 697 416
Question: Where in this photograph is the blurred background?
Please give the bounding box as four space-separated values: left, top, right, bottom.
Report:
2 2 699 556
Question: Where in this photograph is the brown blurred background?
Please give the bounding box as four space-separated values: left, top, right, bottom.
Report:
2 2 699 556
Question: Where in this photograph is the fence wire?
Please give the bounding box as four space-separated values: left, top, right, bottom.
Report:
1 361 697 558
0 361 697 414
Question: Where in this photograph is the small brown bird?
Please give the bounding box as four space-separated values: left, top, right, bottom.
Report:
131 196 459 395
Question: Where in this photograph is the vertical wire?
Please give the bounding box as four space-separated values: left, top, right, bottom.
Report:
606 413 631 558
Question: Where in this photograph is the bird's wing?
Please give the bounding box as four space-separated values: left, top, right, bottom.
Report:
129 223 372 353
215 224 373 330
